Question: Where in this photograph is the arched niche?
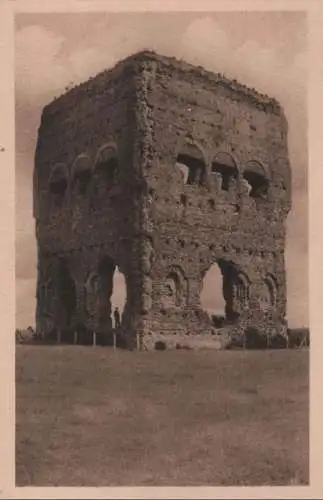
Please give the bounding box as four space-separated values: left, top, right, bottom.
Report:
264 273 278 308
71 154 92 196
212 152 239 192
94 143 118 187
162 266 187 309
49 163 68 205
258 273 278 312
243 160 269 200
175 141 206 187
234 272 251 310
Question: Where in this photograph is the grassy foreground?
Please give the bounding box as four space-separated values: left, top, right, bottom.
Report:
16 346 309 486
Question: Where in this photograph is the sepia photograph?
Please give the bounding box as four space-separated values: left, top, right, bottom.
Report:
14 6 310 490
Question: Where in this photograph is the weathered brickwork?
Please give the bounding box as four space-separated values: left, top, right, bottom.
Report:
33 50 291 350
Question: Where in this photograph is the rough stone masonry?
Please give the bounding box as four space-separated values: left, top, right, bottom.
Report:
33 50 292 350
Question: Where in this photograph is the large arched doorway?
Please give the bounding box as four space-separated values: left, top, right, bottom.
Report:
111 266 127 329
83 256 127 345
201 260 247 327
200 262 226 327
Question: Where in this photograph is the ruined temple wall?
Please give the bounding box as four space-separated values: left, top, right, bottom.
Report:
34 65 147 339
134 57 291 344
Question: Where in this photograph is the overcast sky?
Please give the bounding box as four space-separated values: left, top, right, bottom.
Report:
15 11 307 328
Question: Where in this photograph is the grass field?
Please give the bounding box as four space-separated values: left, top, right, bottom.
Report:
16 346 309 486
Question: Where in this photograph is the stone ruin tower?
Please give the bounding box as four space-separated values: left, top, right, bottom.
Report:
33 50 292 349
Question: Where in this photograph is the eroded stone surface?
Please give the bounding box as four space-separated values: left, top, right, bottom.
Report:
34 50 291 349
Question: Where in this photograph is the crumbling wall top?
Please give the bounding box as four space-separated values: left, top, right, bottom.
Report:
41 50 285 122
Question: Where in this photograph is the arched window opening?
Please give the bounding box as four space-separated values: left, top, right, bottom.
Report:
72 155 92 196
95 144 119 190
176 162 189 184
243 162 269 200
74 169 91 195
49 164 68 206
98 157 118 184
212 153 238 192
176 142 206 186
